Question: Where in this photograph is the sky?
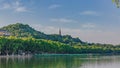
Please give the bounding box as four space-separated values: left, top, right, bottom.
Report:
0 0 120 44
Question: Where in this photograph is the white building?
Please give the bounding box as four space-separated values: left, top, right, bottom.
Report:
0 30 11 36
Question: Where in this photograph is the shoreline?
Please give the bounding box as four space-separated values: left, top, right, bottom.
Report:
0 53 120 57
0 55 33 58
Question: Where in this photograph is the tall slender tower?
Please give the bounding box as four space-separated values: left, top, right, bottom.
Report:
59 28 61 35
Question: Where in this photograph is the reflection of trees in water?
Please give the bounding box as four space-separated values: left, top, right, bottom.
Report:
0 56 31 68
0 55 120 68
29 55 85 68
0 55 85 68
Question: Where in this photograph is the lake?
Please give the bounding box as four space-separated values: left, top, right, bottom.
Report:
0 54 120 68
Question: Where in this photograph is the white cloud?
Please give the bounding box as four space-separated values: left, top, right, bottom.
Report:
2 3 11 9
1 1 28 12
15 7 27 12
50 18 77 23
14 1 28 12
15 1 20 6
81 23 96 28
48 4 61 9
31 24 59 34
80 11 100 16
31 24 120 45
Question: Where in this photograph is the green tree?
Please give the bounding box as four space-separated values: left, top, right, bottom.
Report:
112 0 120 8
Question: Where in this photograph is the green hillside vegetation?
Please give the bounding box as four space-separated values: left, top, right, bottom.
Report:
0 23 120 55
1 23 47 38
0 36 120 55
0 23 83 45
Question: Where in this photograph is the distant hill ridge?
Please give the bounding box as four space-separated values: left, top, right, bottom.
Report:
0 23 83 45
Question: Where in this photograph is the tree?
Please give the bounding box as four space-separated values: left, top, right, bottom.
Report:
112 0 120 8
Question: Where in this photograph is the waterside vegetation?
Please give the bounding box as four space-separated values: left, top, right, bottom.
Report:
0 36 120 55
0 23 120 55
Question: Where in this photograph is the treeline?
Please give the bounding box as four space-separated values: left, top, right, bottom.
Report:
0 23 83 45
0 36 77 55
0 36 120 55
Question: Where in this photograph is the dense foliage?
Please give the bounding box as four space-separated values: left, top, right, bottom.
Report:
112 0 120 8
0 23 120 55
0 36 120 55
0 23 83 45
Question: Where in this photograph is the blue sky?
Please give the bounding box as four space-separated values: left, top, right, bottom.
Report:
0 0 120 44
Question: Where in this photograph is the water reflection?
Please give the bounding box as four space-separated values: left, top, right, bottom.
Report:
0 55 120 68
81 56 120 68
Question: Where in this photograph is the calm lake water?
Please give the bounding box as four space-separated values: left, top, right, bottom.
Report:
0 54 120 68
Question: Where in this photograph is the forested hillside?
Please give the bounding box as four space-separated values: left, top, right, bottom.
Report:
0 36 120 55
0 23 83 45
0 23 120 55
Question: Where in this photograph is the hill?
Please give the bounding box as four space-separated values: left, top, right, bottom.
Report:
0 23 119 55
0 23 83 45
